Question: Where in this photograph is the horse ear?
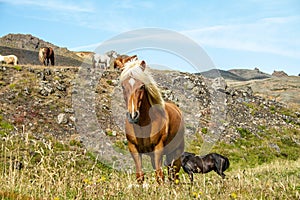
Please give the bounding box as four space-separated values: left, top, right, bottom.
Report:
132 55 137 60
140 60 146 71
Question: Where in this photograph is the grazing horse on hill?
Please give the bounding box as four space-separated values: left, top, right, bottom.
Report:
39 47 55 66
181 152 230 182
120 59 185 184
93 51 117 69
0 54 18 65
93 54 110 69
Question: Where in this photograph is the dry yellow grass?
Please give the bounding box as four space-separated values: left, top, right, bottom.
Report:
0 131 299 200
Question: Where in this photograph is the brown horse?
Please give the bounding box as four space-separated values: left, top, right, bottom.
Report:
114 55 137 70
39 47 55 66
120 59 184 184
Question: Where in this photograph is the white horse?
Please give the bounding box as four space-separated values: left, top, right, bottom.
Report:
93 51 118 69
0 54 18 65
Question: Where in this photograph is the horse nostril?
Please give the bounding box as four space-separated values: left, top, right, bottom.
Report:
127 111 140 123
133 111 139 119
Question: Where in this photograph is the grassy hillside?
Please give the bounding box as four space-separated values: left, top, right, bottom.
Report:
0 63 299 199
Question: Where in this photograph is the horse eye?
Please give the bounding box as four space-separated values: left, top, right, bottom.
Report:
140 85 145 90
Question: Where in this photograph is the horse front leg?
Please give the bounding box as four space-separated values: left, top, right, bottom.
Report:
170 157 181 182
166 149 183 183
153 144 164 184
128 142 144 184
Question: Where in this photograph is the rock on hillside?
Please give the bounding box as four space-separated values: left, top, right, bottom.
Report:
0 33 84 66
75 51 94 59
272 70 288 77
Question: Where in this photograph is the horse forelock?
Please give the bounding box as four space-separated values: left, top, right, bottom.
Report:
120 60 144 82
120 60 165 107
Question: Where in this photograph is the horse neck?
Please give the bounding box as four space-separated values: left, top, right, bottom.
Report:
138 90 166 126
138 91 152 125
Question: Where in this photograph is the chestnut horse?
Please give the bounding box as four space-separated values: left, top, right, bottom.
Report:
114 55 137 70
39 47 54 66
120 59 184 184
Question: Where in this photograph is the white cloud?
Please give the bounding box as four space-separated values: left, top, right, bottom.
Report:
70 42 102 51
0 0 94 13
113 0 154 9
182 16 300 58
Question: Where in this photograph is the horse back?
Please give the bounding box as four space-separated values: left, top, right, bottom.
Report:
165 102 183 128
3 55 18 65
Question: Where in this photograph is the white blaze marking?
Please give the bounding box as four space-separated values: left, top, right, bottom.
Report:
129 78 135 87
131 99 135 118
129 78 136 118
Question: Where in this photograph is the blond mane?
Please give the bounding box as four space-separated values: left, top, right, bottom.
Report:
120 60 165 107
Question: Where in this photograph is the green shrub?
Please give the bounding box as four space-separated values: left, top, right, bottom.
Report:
236 128 252 138
201 127 208 134
0 115 14 137
13 65 22 71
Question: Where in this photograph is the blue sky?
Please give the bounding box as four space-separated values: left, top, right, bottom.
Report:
0 0 299 75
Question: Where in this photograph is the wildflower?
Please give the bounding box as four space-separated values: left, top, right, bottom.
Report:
97 176 107 182
192 191 202 198
230 192 237 199
83 178 92 185
192 192 197 198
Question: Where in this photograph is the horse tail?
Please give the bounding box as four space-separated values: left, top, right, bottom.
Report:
14 56 18 65
49 47 55 66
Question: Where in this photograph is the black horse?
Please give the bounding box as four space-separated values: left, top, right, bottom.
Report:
181 152 230 182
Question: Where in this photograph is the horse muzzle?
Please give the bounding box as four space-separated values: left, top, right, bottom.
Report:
126 111 140 124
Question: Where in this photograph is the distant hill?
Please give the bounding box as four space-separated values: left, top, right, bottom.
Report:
199 68 272 81
198 69 247 81
0 33 84 66
229 68 271 80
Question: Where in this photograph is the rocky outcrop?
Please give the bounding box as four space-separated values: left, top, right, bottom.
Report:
272 70 288 77
0 34 54 51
